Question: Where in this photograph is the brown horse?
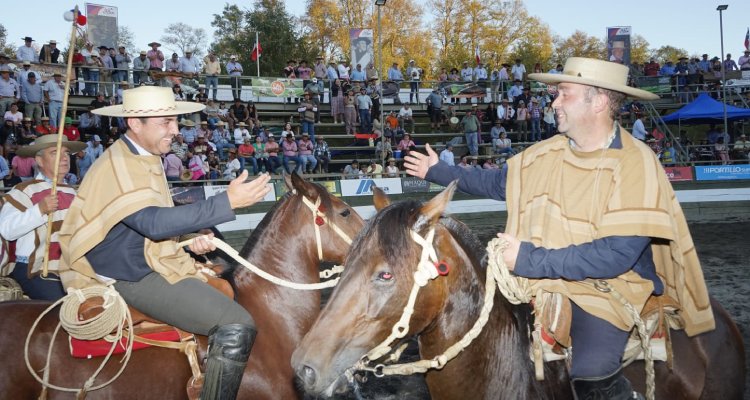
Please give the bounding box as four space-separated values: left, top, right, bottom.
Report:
292 184 746 399
0 173 365 400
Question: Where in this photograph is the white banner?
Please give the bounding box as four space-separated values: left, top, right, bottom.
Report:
204 183 276 202
340 178 403 197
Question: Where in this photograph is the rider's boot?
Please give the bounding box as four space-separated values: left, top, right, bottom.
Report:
199 323 257 400
571 368 645 400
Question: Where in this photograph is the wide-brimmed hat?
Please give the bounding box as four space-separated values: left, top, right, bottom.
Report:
611 41 625 49
528 57 658 100
93 86 205 117
148 42 161 47
180 170 192 181
180 119 196 127
17 134 86 157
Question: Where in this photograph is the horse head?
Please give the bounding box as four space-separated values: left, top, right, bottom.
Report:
292 181 496 396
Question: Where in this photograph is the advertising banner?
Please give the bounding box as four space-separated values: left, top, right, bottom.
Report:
274 179 340 199
170 186 206 205
606 26 631 65
439 81 487 99
401 177 431 193
349 29 374 70
340 178 403 196
85 4 118 48
204 183 277 202
250 77 305 98
663 166 694 182
694 164 750 181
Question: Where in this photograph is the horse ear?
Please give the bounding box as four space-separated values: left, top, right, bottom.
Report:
283 172 293 190
373 186 390 211
290 171 318 200
417 180 457 227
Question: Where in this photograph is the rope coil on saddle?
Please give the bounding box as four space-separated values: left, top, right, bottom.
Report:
24 286 135 398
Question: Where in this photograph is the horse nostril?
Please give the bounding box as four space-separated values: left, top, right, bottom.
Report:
300 365 317 388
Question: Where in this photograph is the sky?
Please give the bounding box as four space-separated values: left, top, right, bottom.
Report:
4 1 750 60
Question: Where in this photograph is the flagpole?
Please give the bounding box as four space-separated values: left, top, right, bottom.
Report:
256 31 260 78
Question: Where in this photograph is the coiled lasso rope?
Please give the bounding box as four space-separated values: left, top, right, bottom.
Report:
486 237 655 400
25 285 134 399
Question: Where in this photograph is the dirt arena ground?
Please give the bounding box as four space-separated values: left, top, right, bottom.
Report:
332 220 749 399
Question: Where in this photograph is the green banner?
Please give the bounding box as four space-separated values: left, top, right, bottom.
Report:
251 77 306 98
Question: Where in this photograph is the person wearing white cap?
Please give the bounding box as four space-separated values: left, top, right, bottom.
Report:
132 50 150 85
0 65 20 116
226 55 244 100
86 134 104 159
405 57 713 400
406 59 421 104
58 86 271 400
0 134 85 300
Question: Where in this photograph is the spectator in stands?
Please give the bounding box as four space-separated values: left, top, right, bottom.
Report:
298 133 317 174
482 158 499 170
407 60 422 104
383 111 399 138
497 98 515 131
35 117 53 135
460 61 474 83
186 149 206 180
343 160 363 179
98 46 115 97
723 53 738 72
114 46 131 84
233 121 250 148
223 149 241 180
0 146 10 187
739 50 750 71
16 37 38 63
495 130 515 156
330 79 345 124
132 51 150 86
281 122 295 140
11 151 35 182
543 102 556 138
281 133 301 174
511 59 526 81
356 88 373 133
19 118 37 145
162 150 183 181
252 135 268 173
237 137 258 175
387 62 403 82
398 103 415 135
490 120 506 146
203 52 221 101
78 106 100 137
205 151 221 180
460 108 481 156
171 133 189 161
179 50 200 79
146 42 164 71
336 60 350 82
350 64 366 83
197 121 211 141
344 89 357 135
366 62 378 82
385 158 398 177
366 160 383 177
474 62 489 103
661 140 676 166
43 73 65 128
426 89 443 131
299 92 317 141
376 136 393 161
63 118 81 142
631 114 647 142
313 57 327 103
1 117 18 154
179 119 197 144
223 55 243 100
76 146 95 182
265 134 281 173
529 98 542 142
507 79 523 103
212 121 234 160
165 53 180 72
3 103 22 126
87 54 103 97
228 98 249 130
39 40 60 64
20 73 43 125
732 134 749 160
313 135 331 174
191 133 210 156
515 101 529 142
715 137 730 164
643 59 660 77
397 133 416 157
439 143 455 166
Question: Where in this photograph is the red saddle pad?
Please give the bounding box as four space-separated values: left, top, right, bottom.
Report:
69 329 181 359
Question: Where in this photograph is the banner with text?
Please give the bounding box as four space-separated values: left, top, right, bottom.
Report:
86 3 118 49
606 26 631 66
340 178 403 196
204 183 277 202
694 164 750 181
250 77 305 98
663 166 694 182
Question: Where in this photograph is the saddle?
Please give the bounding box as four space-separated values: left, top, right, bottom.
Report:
73 267 234 400
535 293 683 368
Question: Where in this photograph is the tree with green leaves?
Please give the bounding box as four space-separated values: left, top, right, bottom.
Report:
0 24 16 58
553 31 606 61
161 23 207 58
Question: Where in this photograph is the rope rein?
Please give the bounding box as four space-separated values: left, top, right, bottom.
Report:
24 286 135 398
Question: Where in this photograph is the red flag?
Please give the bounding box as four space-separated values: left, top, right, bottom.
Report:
745 28 749 51
251 41 262 61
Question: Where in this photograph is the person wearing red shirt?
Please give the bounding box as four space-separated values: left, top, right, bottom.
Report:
237 137 257 175
62 117 80 141
72 48 85 95
35 117 54 135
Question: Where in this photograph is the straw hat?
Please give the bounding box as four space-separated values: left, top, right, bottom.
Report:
180 170 192 181
528 57 658 100
180 119 196 127
17 134 86 157
92 86 205 117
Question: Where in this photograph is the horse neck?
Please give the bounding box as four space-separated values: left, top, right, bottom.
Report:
233 197 322 344
418 231 556 399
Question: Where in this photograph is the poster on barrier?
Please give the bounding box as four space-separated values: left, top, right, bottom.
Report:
250 77 305 98
663 166 694 182
606 26 631 65
694 164 750 181
340 178 402 196
401 177 430 193
274 180 341 199
204 183 276 202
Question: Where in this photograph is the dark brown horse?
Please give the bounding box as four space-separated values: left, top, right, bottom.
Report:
0 173 365 399
292 184 746 399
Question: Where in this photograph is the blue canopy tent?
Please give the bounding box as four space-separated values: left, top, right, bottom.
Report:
661 93 750 124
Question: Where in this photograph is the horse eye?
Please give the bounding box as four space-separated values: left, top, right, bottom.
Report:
339 209 351 217
377 271 394 281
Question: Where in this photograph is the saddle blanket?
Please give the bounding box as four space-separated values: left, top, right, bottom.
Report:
69 329 181 359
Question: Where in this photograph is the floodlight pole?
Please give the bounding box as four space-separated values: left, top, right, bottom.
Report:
376 0 387 167
717 5 729 138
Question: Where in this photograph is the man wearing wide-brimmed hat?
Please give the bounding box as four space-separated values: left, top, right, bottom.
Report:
146 42 164 71
57 86 271 400
16 36 38 63
405 57 714 399
0 134 85 300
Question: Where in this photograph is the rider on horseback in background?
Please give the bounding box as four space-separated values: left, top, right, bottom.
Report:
405 58 715 400
57 86 271 400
